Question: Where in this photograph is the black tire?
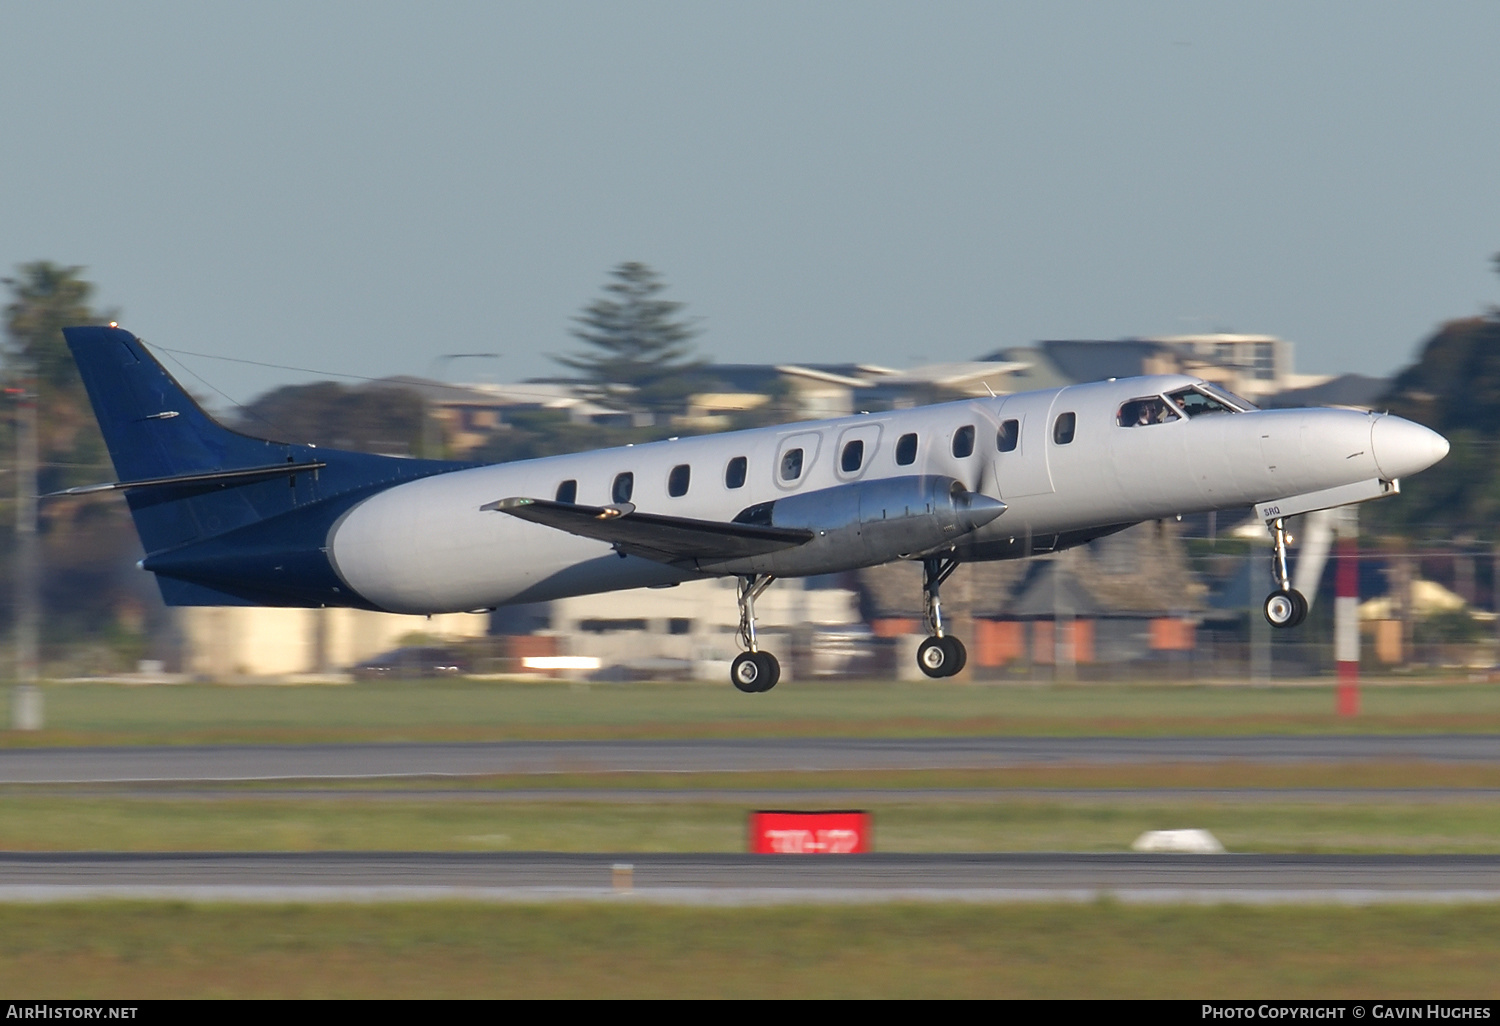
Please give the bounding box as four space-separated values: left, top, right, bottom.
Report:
757 651 781 692
731 652 763 692
1288 589 1308 628
1264 590 1299 629
917 636 950 678
942 636 967 677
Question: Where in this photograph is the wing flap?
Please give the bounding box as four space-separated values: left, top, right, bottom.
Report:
484 497 812 566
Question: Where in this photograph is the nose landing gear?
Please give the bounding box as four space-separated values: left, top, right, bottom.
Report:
731 574 780 693
1263 517 1308 628
917 556 967 678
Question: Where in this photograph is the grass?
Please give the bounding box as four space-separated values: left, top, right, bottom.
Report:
9 679 1500 746
2 902 1497 998
2 793 1497 853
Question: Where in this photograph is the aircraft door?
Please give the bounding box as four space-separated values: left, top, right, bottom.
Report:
989 392 1057 498
774 431 823 490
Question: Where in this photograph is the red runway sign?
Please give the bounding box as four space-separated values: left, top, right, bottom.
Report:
748 811 871 854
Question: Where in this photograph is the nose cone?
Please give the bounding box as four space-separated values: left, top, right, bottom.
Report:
954 490 1008 530
1371 415 1450 480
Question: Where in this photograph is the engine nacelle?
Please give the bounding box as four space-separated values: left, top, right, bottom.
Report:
698 475 1006 576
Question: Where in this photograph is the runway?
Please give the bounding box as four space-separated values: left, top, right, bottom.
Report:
1 852 1496 904
4 735 1498 784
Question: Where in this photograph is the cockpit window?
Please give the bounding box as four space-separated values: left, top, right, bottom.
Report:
1118 397 1181 427
1167 386 1238 418
1200 383 1259 411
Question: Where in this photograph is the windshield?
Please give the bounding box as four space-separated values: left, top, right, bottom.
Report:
1200 383 1259 411
1167 386 1240 418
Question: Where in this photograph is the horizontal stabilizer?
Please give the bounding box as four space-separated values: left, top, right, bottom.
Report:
484 496 813 567
45 461 328 498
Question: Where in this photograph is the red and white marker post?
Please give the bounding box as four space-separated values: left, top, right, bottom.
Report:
1335 507 1360 717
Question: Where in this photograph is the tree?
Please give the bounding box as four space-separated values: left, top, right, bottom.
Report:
2 263 154 668
2 262 113 495
557 262 706 417
232 381 425 455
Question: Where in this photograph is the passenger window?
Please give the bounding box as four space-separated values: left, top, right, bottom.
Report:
1118 398 1179 427
841 440 864 473
555 479 577 504
668 464 690 497
780 447 804 482
895 433 918 466
996 420 1019 453
1053 412 1076 445
952 425 975 458
725 456 747 489
612 472 634 504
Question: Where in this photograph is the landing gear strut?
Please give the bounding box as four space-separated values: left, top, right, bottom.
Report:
917 556 967 678
1263 517 1308 629
730 574 780 693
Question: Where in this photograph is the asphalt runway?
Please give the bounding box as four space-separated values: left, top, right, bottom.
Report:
14 787 1500 803
3 735 1499 784
1 852 1496 904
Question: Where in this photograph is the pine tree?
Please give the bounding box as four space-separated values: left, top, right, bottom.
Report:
558 262 705 417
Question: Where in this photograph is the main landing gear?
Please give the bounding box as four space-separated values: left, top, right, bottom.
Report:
1263 516 1308 629
731 574 780 693
917 556 967 678
728 558 973 690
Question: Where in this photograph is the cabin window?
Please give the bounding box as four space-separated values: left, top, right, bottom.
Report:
1053 412 1076 445
780 447 804 482
668 464 691 497
1117 397 1180 427
725 456 747 489
1168 386 1237 418
612 472 634 504
996 419 1019 453
895 433 918 466
841 439 864 473
952 425 975 458
555 479 577 504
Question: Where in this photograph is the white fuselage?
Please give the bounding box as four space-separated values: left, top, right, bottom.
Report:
325 374 1445 615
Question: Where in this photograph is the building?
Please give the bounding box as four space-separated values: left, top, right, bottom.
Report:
176 606 490 680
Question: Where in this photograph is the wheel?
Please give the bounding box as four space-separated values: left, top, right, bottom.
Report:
731 652 763 692
1264 590 1301 629
942 636 967 677
1288 588 1308 627
917 636 951 678
731 651 779 693
757 651 781 692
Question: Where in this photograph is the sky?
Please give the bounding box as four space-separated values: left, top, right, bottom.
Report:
3 1 1497 406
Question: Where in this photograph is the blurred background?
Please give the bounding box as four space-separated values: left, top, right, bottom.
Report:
4 256 1500 686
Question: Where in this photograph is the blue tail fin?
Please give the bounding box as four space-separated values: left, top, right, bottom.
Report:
63 325 464 606
64 325 287 484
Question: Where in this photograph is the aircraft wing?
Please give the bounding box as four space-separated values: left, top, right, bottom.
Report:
483 496 813 567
